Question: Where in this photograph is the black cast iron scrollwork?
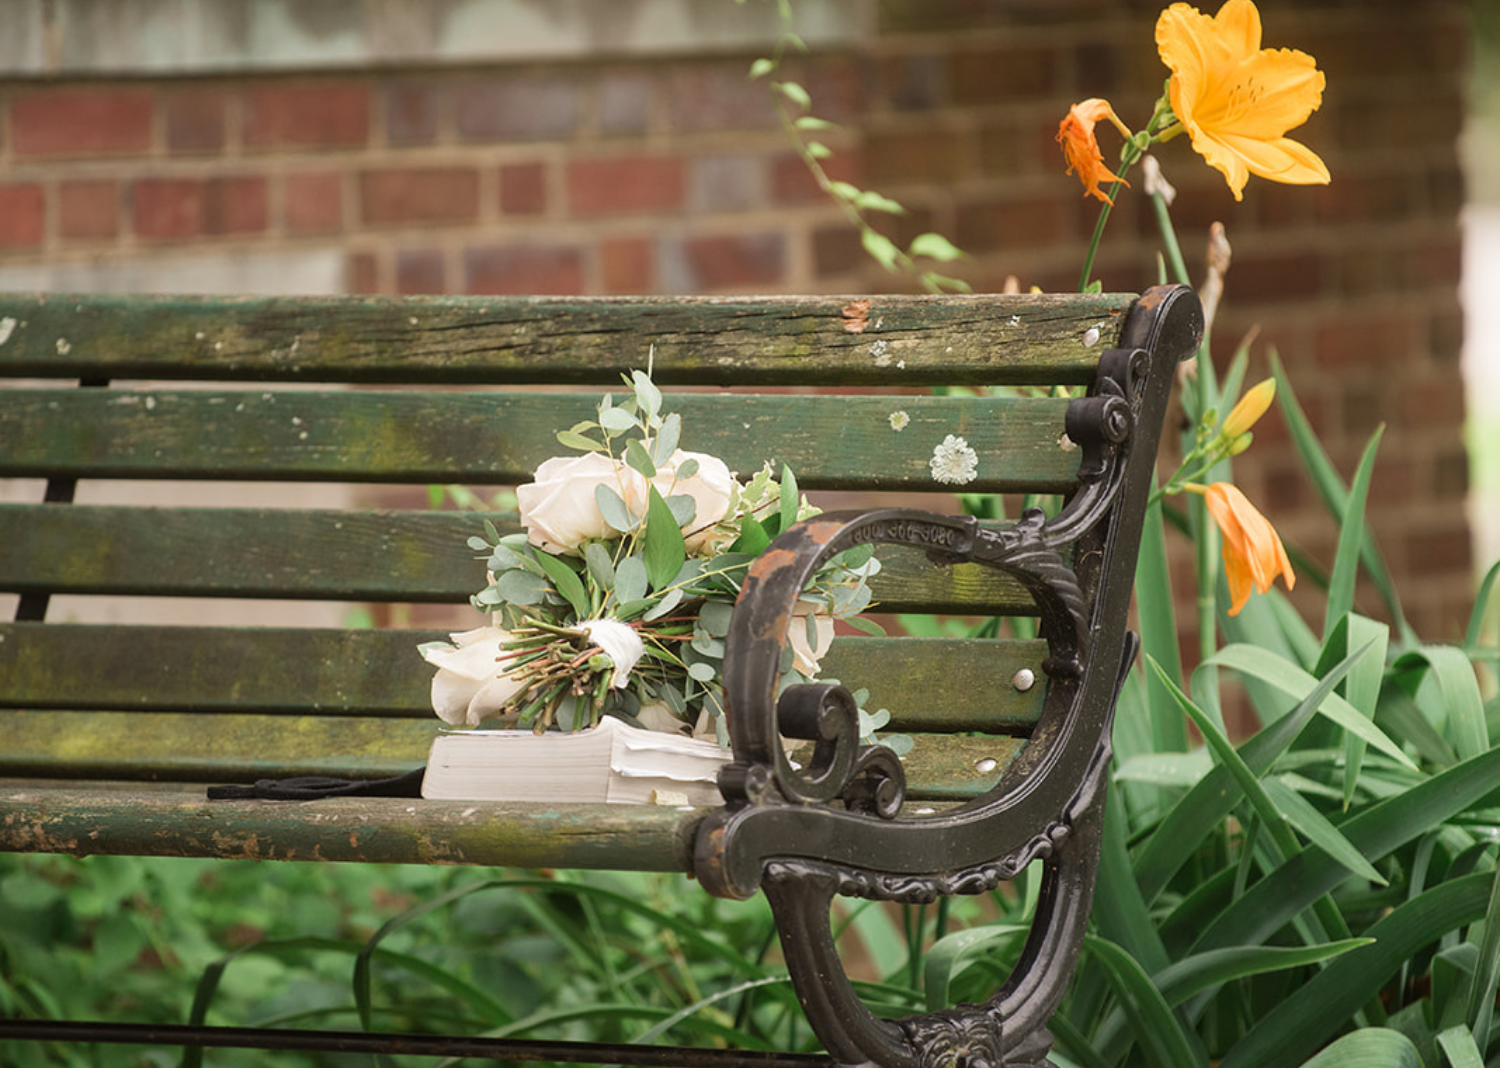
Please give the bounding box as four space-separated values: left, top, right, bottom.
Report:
694 285 1205 1068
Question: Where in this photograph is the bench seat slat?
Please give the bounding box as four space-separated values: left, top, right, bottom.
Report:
0 779 701 870
0 390 1081 493
0 506 1046 614
0 714 1022 802
0 293 1132 386
0 625 1047 732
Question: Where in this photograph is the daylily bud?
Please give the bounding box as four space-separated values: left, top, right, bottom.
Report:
1221 379 1276 441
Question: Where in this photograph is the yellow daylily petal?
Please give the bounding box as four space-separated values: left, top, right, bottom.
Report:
1156 0 1329 201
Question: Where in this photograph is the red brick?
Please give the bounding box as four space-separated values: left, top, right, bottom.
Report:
466 245 583 295
863 127 966 186
347 251 381 294
499 162 547 215
164 89 227 153
360 167 478 226
284 171 343 234
601 237 655 293
397 249 447 294
1315 313 1421 370
455 76 579 142
0 184 45 247
671 233 785 291
133 176 268 240
12 89 153 156
203 176 268 235
243 83 370 148
955 194 1072 253
950 45 1058 103
386 82 441 146
59 179 119 240
770 150 862 204
665 66 776 132
568 156 684 217
133 179 202 239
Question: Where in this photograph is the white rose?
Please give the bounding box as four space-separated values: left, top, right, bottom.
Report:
649 450 735 554
636 701 689 734
420 625 525 726
517 452 646 555
788 601 836 677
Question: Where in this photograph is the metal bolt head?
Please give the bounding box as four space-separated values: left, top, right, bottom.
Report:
1012 668 1036 692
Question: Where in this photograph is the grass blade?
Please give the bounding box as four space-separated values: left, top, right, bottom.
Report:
1203 644 1415 769
1271 350 1411 642
1081 935 1209 1068
1133 640 1372 905
1298 1028 1424 1068
1218 874 1494 1068
1193 748 1500 955
1323 427 1384 639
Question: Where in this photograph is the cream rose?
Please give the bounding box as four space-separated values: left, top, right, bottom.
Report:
517 452 646 555
420 625 525 726
649 450 735 554
788 601 836 677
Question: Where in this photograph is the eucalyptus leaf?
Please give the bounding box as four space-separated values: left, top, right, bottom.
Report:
666 493 697 529
631 370 662 421
642 587 683 622
613 555 648 604
624 438 657 478
556 429 605 452
687 661 718 684
697 600 735 638
495 568 550 606
651 412 681 466
583 542 615 591
595 483 639 534
598 407 637 434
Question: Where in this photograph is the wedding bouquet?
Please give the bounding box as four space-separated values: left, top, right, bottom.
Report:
419 369 881 747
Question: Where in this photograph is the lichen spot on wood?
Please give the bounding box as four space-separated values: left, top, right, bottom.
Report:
841 299 870 334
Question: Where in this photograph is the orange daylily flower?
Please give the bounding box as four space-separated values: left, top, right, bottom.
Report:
1156 0 1330 201
1188 481 1295 615
1058 98 1130 205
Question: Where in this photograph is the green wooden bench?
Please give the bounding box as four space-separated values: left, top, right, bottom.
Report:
0 285 1201 1066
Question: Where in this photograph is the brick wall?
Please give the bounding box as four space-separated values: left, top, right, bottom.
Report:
0 0 1473 641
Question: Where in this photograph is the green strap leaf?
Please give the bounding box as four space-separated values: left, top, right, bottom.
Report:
643 485 686 592
1081 935 1209 1068
530 549 589 620
1298 1028 1424 1068
1204 643 1415 769
1324 426 1384 639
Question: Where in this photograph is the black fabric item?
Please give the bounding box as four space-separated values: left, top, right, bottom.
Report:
207 769 426 800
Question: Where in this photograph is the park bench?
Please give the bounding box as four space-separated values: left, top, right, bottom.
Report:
0 284 1201 1067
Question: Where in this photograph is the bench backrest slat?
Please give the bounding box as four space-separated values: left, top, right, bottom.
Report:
0 293 1132 385
0 389 1081 491
0 504 1047 613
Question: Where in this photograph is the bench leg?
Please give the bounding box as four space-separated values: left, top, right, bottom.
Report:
761 755 1107 1068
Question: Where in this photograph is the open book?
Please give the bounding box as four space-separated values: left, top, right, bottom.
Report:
421 716 733 806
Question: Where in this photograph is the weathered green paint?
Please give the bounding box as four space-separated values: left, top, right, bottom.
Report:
0 288 1128 873
0 505 1044 613
0 626 1046 730
0 389 1079 493
0 779 701 869
0 292 1132 386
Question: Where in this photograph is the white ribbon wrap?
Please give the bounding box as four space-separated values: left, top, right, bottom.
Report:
579 618 645 689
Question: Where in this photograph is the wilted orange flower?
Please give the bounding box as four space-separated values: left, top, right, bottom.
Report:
1058 98 1130 205
1187 481 1295 615
1156 0 1329 201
